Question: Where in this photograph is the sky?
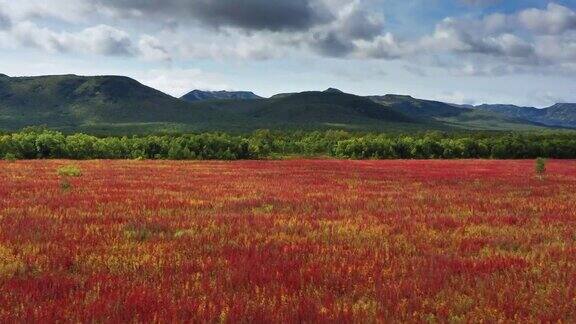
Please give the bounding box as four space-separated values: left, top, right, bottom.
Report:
0 0 576 107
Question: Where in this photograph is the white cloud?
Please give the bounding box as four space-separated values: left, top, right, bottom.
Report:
431 91 476 105
138 35 172 62
10 22 136 56
518 3 576 35
354 33 407 59
136 68 231 97
81 25 135 56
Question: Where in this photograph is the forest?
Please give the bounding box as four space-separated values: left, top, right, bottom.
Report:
2 127 576 160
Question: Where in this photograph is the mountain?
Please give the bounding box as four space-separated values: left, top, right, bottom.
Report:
0 75 422 133
368 94 545 131
184 90 428 132
0 74 223 134
272 88 343 98
270 92 296 99
0 74 563 134
475 103 576 128
181 90 261 102
208 90 413 123
368 94 466 118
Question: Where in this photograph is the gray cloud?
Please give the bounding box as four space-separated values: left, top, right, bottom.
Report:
96 0 333 32
0 8 11 29
336 3 383 40
425 19 535 58
305 1 384 57
83 25 135 56
311 31 355 57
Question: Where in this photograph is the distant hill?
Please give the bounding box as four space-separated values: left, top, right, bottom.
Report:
368 94 545 131
0 75 422 133
368 94 466 118
272 88 343 99
205 90 414 123
0 74 566 134
184 90 429 132
475 103 576 128
0 74 223 133
323 88 344 94
181 90 261 102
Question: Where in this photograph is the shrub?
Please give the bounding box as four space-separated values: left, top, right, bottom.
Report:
3 153 17 162
57 165 82 177
535 157 546 176
57 165 81 191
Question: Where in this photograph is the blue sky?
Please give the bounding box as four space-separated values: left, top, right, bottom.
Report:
0 0 575 107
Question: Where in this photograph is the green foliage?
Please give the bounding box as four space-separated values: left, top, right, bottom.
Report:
535 158 547 176
57 165 82 177
1 129 576 160
3 153 16 162
57 164 82 192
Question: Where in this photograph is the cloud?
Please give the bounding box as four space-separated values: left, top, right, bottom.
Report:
432 91 477 105
354 33 407 59
94 0 333 32
174 32 289 60
136 68 231 97
310 31 355 57
426 19 534 59
534 32 576 63
518 3 576 35
138 35 172 62
334 0 384 40
81 25 135 56
2 0 576 79
0 0 99 23
0 8 10 29
400 4 576 76
11 22 137 56
304 0 385 57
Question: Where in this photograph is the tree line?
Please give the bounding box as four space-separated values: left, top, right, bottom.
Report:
2 127 576 160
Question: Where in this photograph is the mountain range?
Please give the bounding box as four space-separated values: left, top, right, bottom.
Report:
0 74 574 135
181 90 261 102
474 103 576 128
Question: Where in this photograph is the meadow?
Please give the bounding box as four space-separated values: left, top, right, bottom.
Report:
1 159 575 322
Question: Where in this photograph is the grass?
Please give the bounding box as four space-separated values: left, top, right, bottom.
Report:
1 159 576 322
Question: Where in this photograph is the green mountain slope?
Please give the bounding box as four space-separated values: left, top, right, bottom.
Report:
181 90 261 102
186 90 432 132
0 75 432 134
475 103 576 128
368 94 466 118
369 94 547 131
0 74 224 133
0 74 559 134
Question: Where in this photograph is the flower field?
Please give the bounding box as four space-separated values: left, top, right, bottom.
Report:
1 159 576 322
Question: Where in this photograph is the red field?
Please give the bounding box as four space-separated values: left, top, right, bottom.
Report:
1 160 576 322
